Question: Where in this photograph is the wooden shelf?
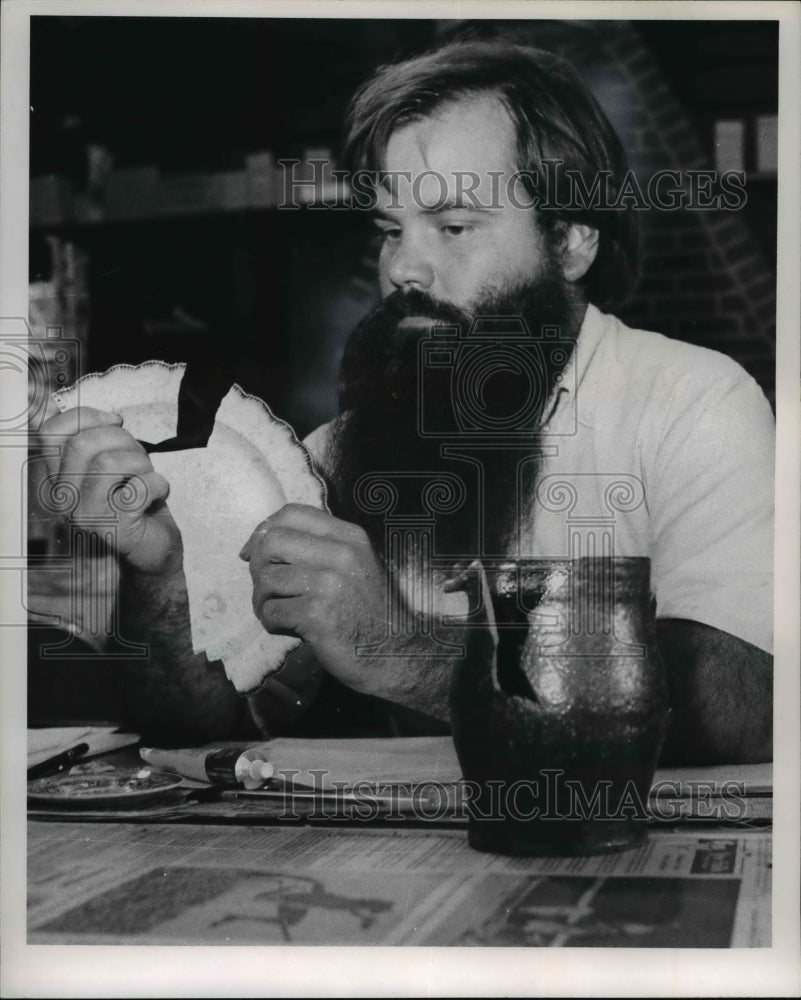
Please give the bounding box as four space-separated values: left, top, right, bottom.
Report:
30 160 350 229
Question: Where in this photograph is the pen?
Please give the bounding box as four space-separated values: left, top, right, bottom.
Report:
219 784 439 812
27 742 90 780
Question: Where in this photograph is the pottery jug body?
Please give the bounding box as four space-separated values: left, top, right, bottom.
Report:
450 557 669 856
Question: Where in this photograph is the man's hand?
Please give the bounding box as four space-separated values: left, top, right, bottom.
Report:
240 504 391 693
37 407 250 742
40 407 180 576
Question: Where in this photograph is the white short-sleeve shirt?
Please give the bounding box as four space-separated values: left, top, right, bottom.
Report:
305 304 774 654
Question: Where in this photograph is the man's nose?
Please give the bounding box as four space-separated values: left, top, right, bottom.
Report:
385 234 435 292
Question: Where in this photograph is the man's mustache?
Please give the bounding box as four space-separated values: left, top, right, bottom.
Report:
339 289 471 412
362 287 471 331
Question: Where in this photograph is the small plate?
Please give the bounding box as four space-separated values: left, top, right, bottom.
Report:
27 768 184 809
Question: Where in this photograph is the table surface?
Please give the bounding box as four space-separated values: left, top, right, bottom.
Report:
27 814 772 947
26 739 773 947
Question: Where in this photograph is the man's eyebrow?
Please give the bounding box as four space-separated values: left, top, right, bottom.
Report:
372 200 497 219
421 200 498 215
372 209 401 222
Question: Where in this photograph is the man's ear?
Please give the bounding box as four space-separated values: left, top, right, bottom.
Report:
559 223 600 283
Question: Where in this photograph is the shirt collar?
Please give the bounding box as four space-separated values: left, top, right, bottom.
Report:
541 302 610 426
560 303 610 395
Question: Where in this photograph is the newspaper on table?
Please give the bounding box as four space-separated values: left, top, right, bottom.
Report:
28 821 771 947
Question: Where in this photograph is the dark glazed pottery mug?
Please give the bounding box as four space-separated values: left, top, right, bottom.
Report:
449 557 669 856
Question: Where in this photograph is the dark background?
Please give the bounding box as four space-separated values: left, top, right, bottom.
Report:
27 15 779 728
29 16 779 434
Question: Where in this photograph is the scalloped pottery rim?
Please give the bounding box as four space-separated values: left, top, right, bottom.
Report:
52 361 327 693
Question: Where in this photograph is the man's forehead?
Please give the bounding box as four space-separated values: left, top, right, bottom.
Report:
378 93 519 208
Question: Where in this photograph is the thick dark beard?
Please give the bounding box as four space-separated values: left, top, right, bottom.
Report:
326 266 578 568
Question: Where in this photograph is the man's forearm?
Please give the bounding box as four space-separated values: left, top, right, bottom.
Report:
349 624 466 723
114 564 253 743
657 618 773 764
350 616 774 765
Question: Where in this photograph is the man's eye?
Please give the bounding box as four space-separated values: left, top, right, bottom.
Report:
374 225 401 242
441 224 472 237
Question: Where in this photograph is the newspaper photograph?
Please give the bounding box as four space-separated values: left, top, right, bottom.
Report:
28 822 771 947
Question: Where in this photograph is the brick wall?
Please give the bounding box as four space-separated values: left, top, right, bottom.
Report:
446 20 777 406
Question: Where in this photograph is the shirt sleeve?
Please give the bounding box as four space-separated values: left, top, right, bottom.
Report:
647 361 774 653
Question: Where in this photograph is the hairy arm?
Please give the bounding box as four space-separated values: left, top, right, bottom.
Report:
349 616 775 762
243 503 469 730
341 610 776 761
39 406 312 743
351 617 776 762
115 564 257 744
117 564 335 742
339 626 462 726
657 618 772 764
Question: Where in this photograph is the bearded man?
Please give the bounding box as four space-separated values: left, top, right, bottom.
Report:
41 41 774 763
